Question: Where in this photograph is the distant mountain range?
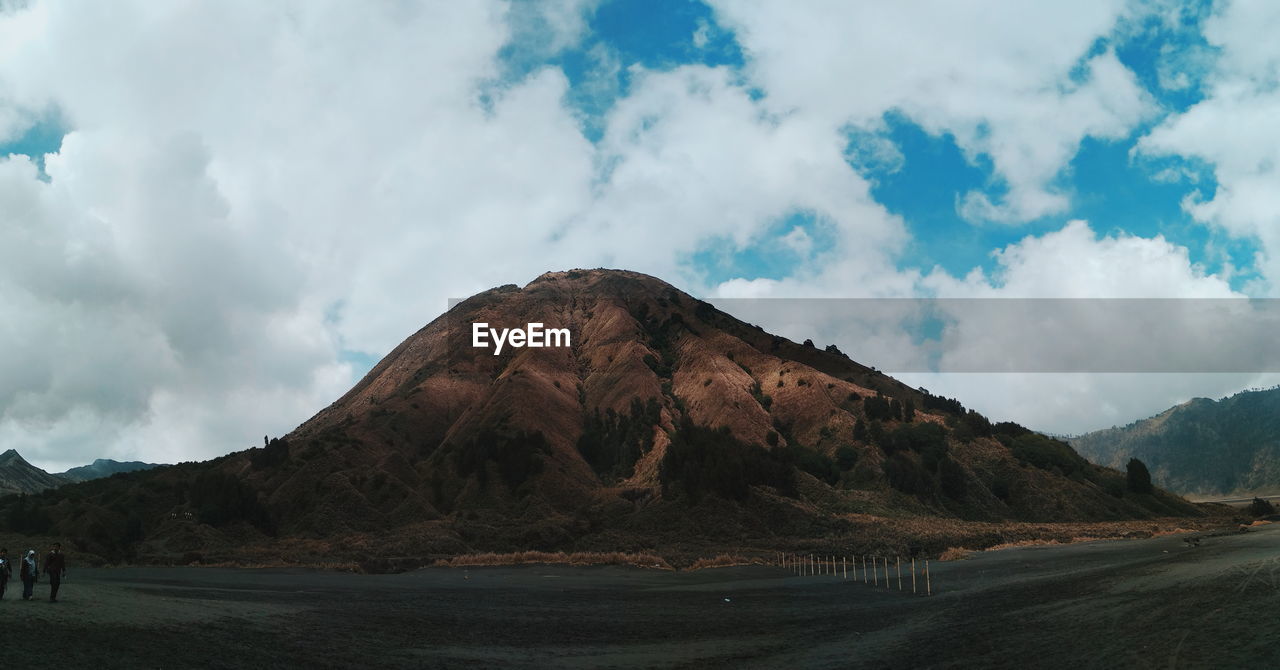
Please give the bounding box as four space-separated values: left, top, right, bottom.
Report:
0 450 162 496
1071 387 1280 497
57 458 162 483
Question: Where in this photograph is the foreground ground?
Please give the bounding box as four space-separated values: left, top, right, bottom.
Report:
5 524 1278 668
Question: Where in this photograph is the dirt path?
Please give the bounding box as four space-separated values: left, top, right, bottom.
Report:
5 526 1278 668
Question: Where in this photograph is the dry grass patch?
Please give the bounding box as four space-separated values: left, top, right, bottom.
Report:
687 554 768 570
434 551 673 570
938 547 974 561
196 560 363 571
1150 527 1200 537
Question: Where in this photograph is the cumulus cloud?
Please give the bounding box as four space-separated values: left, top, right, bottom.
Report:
907 223 1270 434
710 0 1154 223
1137 0 1280 294
0 0 602 469
0 0 908 468
0 0 1270 468
712 220 1265 434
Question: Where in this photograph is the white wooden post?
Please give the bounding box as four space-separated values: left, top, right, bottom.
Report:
926 559 931 596
912 558 917 594
897 557 902 591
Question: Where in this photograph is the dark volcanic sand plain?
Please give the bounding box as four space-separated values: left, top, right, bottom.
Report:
7 525 1280 669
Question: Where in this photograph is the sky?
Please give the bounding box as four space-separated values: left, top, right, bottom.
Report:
2 0 1279 470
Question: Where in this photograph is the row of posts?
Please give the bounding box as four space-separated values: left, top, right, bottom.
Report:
777 552 931 596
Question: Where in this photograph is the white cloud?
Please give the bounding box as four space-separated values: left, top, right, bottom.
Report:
0 0 604 468
710 1 1154 223
711 220 1256 435
692 19 711 49
905 222 1259 434
0 0 908 469
922 220 1235 298
0 0 1271 470
586 65 906 282
1137 0 1280 294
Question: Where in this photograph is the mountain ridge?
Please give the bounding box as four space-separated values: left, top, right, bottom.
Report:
57 458 163 483
0 449 68 496
1071 386 1280 496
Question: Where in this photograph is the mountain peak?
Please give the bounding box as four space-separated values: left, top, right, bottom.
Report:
0 449 65 497
276 268 1198 542
0 269 1205 565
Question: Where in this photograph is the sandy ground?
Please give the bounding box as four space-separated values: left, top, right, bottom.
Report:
5 525 1279 668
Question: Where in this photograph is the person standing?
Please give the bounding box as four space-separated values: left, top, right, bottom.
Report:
44 543 66 602
19 549 37 601
0 548 11 599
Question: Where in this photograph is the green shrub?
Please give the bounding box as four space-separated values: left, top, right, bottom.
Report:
4 494 53 535
250 437 290 470
186 471 271 531
455 428 550 491
938 456 967 499
1009 433 1087 478
990 474 1012 502
577 397 661 482
1125 457 1154 494
660 418 794 501
883 453 931 495
882 422 949 469
789 447 839 485
1249 497 1276 517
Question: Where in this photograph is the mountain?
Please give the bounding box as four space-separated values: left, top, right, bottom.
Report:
58 459 163 483
0 449 68 496
1071 387 1280 497
0 269 1201 565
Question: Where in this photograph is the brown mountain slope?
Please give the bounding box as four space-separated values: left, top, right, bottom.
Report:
0 269 1204 565
0 449 67 496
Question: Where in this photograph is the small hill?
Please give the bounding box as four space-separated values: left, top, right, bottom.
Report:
0 450 67 496
58 459 163 483
0 269 1204 566
1071 387 1280 497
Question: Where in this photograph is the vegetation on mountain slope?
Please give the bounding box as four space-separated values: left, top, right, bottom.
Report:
0 270 1209 566
1072 387 1280 496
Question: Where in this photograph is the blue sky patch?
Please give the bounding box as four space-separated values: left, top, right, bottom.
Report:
498 0 742 142
0 113 67 179
688 210 836 285
489 0 1260 294
1114 0 1218 113
854 114 1004 278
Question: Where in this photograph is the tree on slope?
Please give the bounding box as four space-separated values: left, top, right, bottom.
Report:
1126 457 1153 494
